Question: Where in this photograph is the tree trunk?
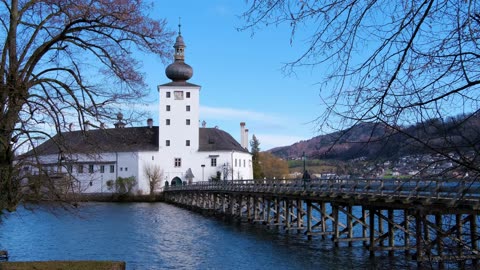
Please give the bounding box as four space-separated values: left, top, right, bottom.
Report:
0 144 17 215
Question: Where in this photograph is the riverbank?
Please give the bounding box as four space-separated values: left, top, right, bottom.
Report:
70 192 164 203
0 261 125 270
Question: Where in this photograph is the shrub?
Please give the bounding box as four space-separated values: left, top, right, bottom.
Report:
115 176 136 194
106 180 114 191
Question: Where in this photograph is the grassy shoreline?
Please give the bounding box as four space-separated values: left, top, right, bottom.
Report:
0 261 125 270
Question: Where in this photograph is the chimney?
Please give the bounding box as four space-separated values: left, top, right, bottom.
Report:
240 122 246 148
100 122 105 129
147 118 153 128
84 121 90 131
244 128 249 150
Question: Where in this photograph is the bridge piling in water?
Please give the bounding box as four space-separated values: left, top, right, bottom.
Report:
164 178 480 267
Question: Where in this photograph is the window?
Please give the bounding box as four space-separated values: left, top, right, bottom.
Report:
78 165 84 173
243 160 246 167
235 159 237 167
186 140 190 146
152 156 155 160
186 105 190 111
186 119 190 125
120 167 123 171
186 92 191 98
166 105 170 111
125 167 128 171
100 165 105 173
67 165 73 173
166 119 170 125
110 165 115 173
174 158 181 167
166 140 170 146
166 91 171 98
174 91 183 100
211 158 217 167
89 164 94 173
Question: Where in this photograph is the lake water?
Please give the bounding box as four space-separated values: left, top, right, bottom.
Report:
0 202 408 269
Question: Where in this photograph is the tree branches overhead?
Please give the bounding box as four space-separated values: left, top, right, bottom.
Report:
242 0 480 124
0 0 173 153
241 0 480 175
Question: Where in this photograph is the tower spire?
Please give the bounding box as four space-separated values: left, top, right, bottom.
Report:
165 22 193 82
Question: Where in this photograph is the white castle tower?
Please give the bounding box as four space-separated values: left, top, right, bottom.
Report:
157 24 201 181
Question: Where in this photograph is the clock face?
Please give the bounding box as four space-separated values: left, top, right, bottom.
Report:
174 91 183 100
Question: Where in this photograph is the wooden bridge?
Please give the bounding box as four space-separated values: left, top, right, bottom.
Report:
164 178 480 268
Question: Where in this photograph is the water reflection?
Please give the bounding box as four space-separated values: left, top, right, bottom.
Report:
0 203 409 269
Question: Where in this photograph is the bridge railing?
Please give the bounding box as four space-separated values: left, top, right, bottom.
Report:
165 178 480 203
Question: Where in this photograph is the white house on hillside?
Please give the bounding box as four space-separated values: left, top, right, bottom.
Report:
24 27 253 194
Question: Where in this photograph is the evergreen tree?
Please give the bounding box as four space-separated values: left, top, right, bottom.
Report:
250 135 264 179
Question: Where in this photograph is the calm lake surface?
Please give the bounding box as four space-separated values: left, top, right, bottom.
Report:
0 202 408 269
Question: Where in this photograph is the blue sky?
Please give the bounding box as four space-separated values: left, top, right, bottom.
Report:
133 1 326 151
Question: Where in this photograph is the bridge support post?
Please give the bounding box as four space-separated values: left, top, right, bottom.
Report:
321 202 327 240
285 200 291 231
415 212 424 269
456 214 464 269
378 210 384 248
333 204 339 247
253 196 258 222
362 207 367 247
369 208 375 258
347 205 353 247
230 195 235 216
221 193 226 214
405 210 410 256
275 197 281 226
388 209 394 256
266 198 271 225
435 214 444 270
306 200 312 240
470 214 478 267
247 195 252 221
296 199 301 233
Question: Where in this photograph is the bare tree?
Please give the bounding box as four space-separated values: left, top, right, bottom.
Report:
241 0 480 177
143 163 163 196
219 162 232 181
0 0 173 216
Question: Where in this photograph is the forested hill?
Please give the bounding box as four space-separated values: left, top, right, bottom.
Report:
268 113 480 161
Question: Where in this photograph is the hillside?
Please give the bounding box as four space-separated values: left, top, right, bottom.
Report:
268 113 480 161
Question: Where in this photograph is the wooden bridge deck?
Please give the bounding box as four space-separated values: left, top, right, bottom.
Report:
166 178 480 211
164 178 480 268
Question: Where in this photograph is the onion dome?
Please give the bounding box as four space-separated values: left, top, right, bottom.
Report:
165 23 193 82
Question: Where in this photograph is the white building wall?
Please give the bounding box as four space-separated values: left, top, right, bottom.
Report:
29 146 253 194
137 151 163 194
195 151 253 181
28 151 148 194
157 84 201 184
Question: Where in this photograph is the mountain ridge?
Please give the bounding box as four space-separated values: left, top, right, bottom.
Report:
267 113 480 161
